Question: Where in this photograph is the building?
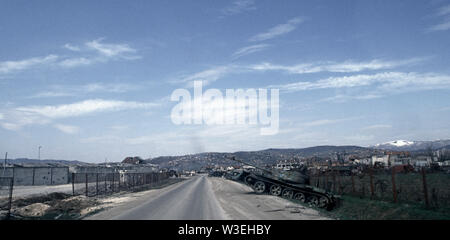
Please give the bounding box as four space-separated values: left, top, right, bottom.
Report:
372 155 390 167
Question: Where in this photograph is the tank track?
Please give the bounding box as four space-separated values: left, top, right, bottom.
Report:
244 173 336 210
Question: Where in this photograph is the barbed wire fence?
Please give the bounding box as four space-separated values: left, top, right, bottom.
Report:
71 172 170 197
310 167 450 209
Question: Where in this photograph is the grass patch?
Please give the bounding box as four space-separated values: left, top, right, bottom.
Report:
324 195 450 220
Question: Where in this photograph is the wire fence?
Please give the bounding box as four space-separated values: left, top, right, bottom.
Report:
0 177 14 219
71 172 170 197
310 167 450 209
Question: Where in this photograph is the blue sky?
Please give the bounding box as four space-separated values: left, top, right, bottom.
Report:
1 0 450 162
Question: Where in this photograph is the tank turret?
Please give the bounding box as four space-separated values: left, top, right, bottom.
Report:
227 156 310 185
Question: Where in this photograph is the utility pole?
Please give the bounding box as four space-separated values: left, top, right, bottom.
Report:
38 146 42 160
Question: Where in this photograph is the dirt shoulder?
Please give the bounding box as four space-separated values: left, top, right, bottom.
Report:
209 177 331 220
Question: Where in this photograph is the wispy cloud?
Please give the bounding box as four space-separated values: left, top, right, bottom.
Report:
175 66 233 87
85 38 137 58
231 44 270 59
428 4 450 31
16 99 158 119
437 4 450 16
63 43 81 52
0 55 58 74
54 124 80 134
0 99 159 130
302 117 359 127
58 57 94 68
320 94 382 103
30 83 139 98
0 39 140 75
362 124 392 130
172 58 425 87
429 21 450 31
272 71 450 97
59 38 140 68
221 0 256 16
250 58 425 74
249 17 305 42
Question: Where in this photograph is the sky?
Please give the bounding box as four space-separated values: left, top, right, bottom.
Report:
1 0 450 162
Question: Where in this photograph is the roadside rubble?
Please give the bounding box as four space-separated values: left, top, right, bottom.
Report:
4 193 101 219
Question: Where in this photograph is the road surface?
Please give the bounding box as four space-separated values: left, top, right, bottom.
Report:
87 175 330 220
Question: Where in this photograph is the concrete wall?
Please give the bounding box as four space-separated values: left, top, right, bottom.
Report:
51 167 69 185
0 167 69 186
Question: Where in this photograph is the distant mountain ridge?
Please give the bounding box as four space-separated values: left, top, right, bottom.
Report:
4 139 449 169
147 145 381 170
4 158 92 166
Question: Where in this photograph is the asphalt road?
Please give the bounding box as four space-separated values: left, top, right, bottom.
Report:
87 175 330 220
104 175 227 220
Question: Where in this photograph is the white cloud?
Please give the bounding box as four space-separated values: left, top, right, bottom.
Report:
249 17 304 42
272 72 450 93
0 55 58 74
30 83 139 98
54 124 80 134
0 99 159 130
250 58 424 74
63 43 81 51
429 4 450 31
429 20 450 31
1 39 140 75
178 66 232 87
16 99 158 119
231 44 270 59
362 124 392 130
86 39 136 57
58 57 94 68
320 94 382 103
301 117 358 127
222 0 256 16
438 4 450 16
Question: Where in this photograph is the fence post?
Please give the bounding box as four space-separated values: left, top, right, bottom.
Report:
337 173 342 195
351 173 356 194
421 167 429 208
7 178 14 219
391 167 397 203
96 173 99 196
151 173 154 187
361 181 365 198
32 167 35 186
118 173 121 191
72 173 75 196
50 167 53 185
112 173 115 192
369 168 375 199
85 173 88 197
315 172 319 187
332 170 336 193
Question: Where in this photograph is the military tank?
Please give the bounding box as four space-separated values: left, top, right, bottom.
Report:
227 156 336 210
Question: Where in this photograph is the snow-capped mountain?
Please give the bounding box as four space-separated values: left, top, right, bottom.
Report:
376 140 414 147
372 139 450 151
